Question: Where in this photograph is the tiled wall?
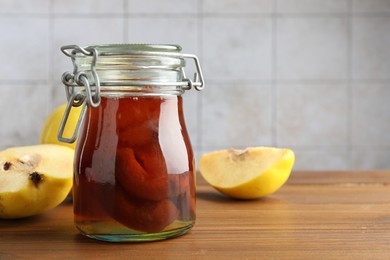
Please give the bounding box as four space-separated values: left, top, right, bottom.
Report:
1 0 390 170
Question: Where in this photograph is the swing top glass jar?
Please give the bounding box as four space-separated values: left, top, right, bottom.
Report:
59 44 204 242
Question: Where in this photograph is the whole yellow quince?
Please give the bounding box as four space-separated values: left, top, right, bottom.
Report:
40 103 83 149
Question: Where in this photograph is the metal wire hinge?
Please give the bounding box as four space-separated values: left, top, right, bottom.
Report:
61 45 101 108
58 45 101 144
181 54 205 91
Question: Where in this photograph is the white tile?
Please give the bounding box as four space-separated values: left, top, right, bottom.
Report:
0 0 49 14
276 0 349 13
52 17 125 47
51 17 124 86
128 0 198 14
351 83 390 146
52 0 125 14
352 17 390 80
0 17 49 81
202 17 272 81
202 0 273 14
352 150 390 169
201 82 273 147
276 17 348 80
276 84 349 146
50 82 69 112
353 0 390 13
127 17 198 54
0 83 48 149
292 149 350 170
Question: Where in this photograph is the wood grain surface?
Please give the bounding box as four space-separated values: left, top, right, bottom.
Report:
1 171 390 259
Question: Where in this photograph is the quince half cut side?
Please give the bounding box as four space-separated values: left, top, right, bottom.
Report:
0 144 74 219
199 147 295 199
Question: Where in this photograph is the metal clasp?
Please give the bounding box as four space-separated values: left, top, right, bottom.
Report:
58 45 101 144
61 45 101 107
181 54 205 91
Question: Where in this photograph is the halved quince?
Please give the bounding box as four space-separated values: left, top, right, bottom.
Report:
199 147 295 199
0 144 74 218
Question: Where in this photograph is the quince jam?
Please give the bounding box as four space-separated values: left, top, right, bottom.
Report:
73 94 196 238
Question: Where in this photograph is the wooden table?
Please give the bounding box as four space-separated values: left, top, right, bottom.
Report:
1 171 390 259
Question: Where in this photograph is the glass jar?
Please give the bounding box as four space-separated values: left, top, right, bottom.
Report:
58 44 204 242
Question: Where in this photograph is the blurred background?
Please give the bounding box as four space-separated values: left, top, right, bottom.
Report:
0 0 389 170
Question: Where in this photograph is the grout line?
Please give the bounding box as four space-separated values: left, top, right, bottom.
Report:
124 12 390 18
196 0 204 154
0 13 50 18
123 0 128 42
271 0 278 147
202 78 390 84
3 12 387 19
0 13 353 18
0 80 49 85
50 13 198 19
347 0 353 169
1 11 389 19
47 0 54 115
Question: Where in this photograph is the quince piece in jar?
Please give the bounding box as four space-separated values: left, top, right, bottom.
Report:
115 147 168 201
113 186 178 233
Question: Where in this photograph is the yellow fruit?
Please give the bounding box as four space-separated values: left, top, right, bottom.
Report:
40 103 83 149
0 144 74 218
199 147 295 199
